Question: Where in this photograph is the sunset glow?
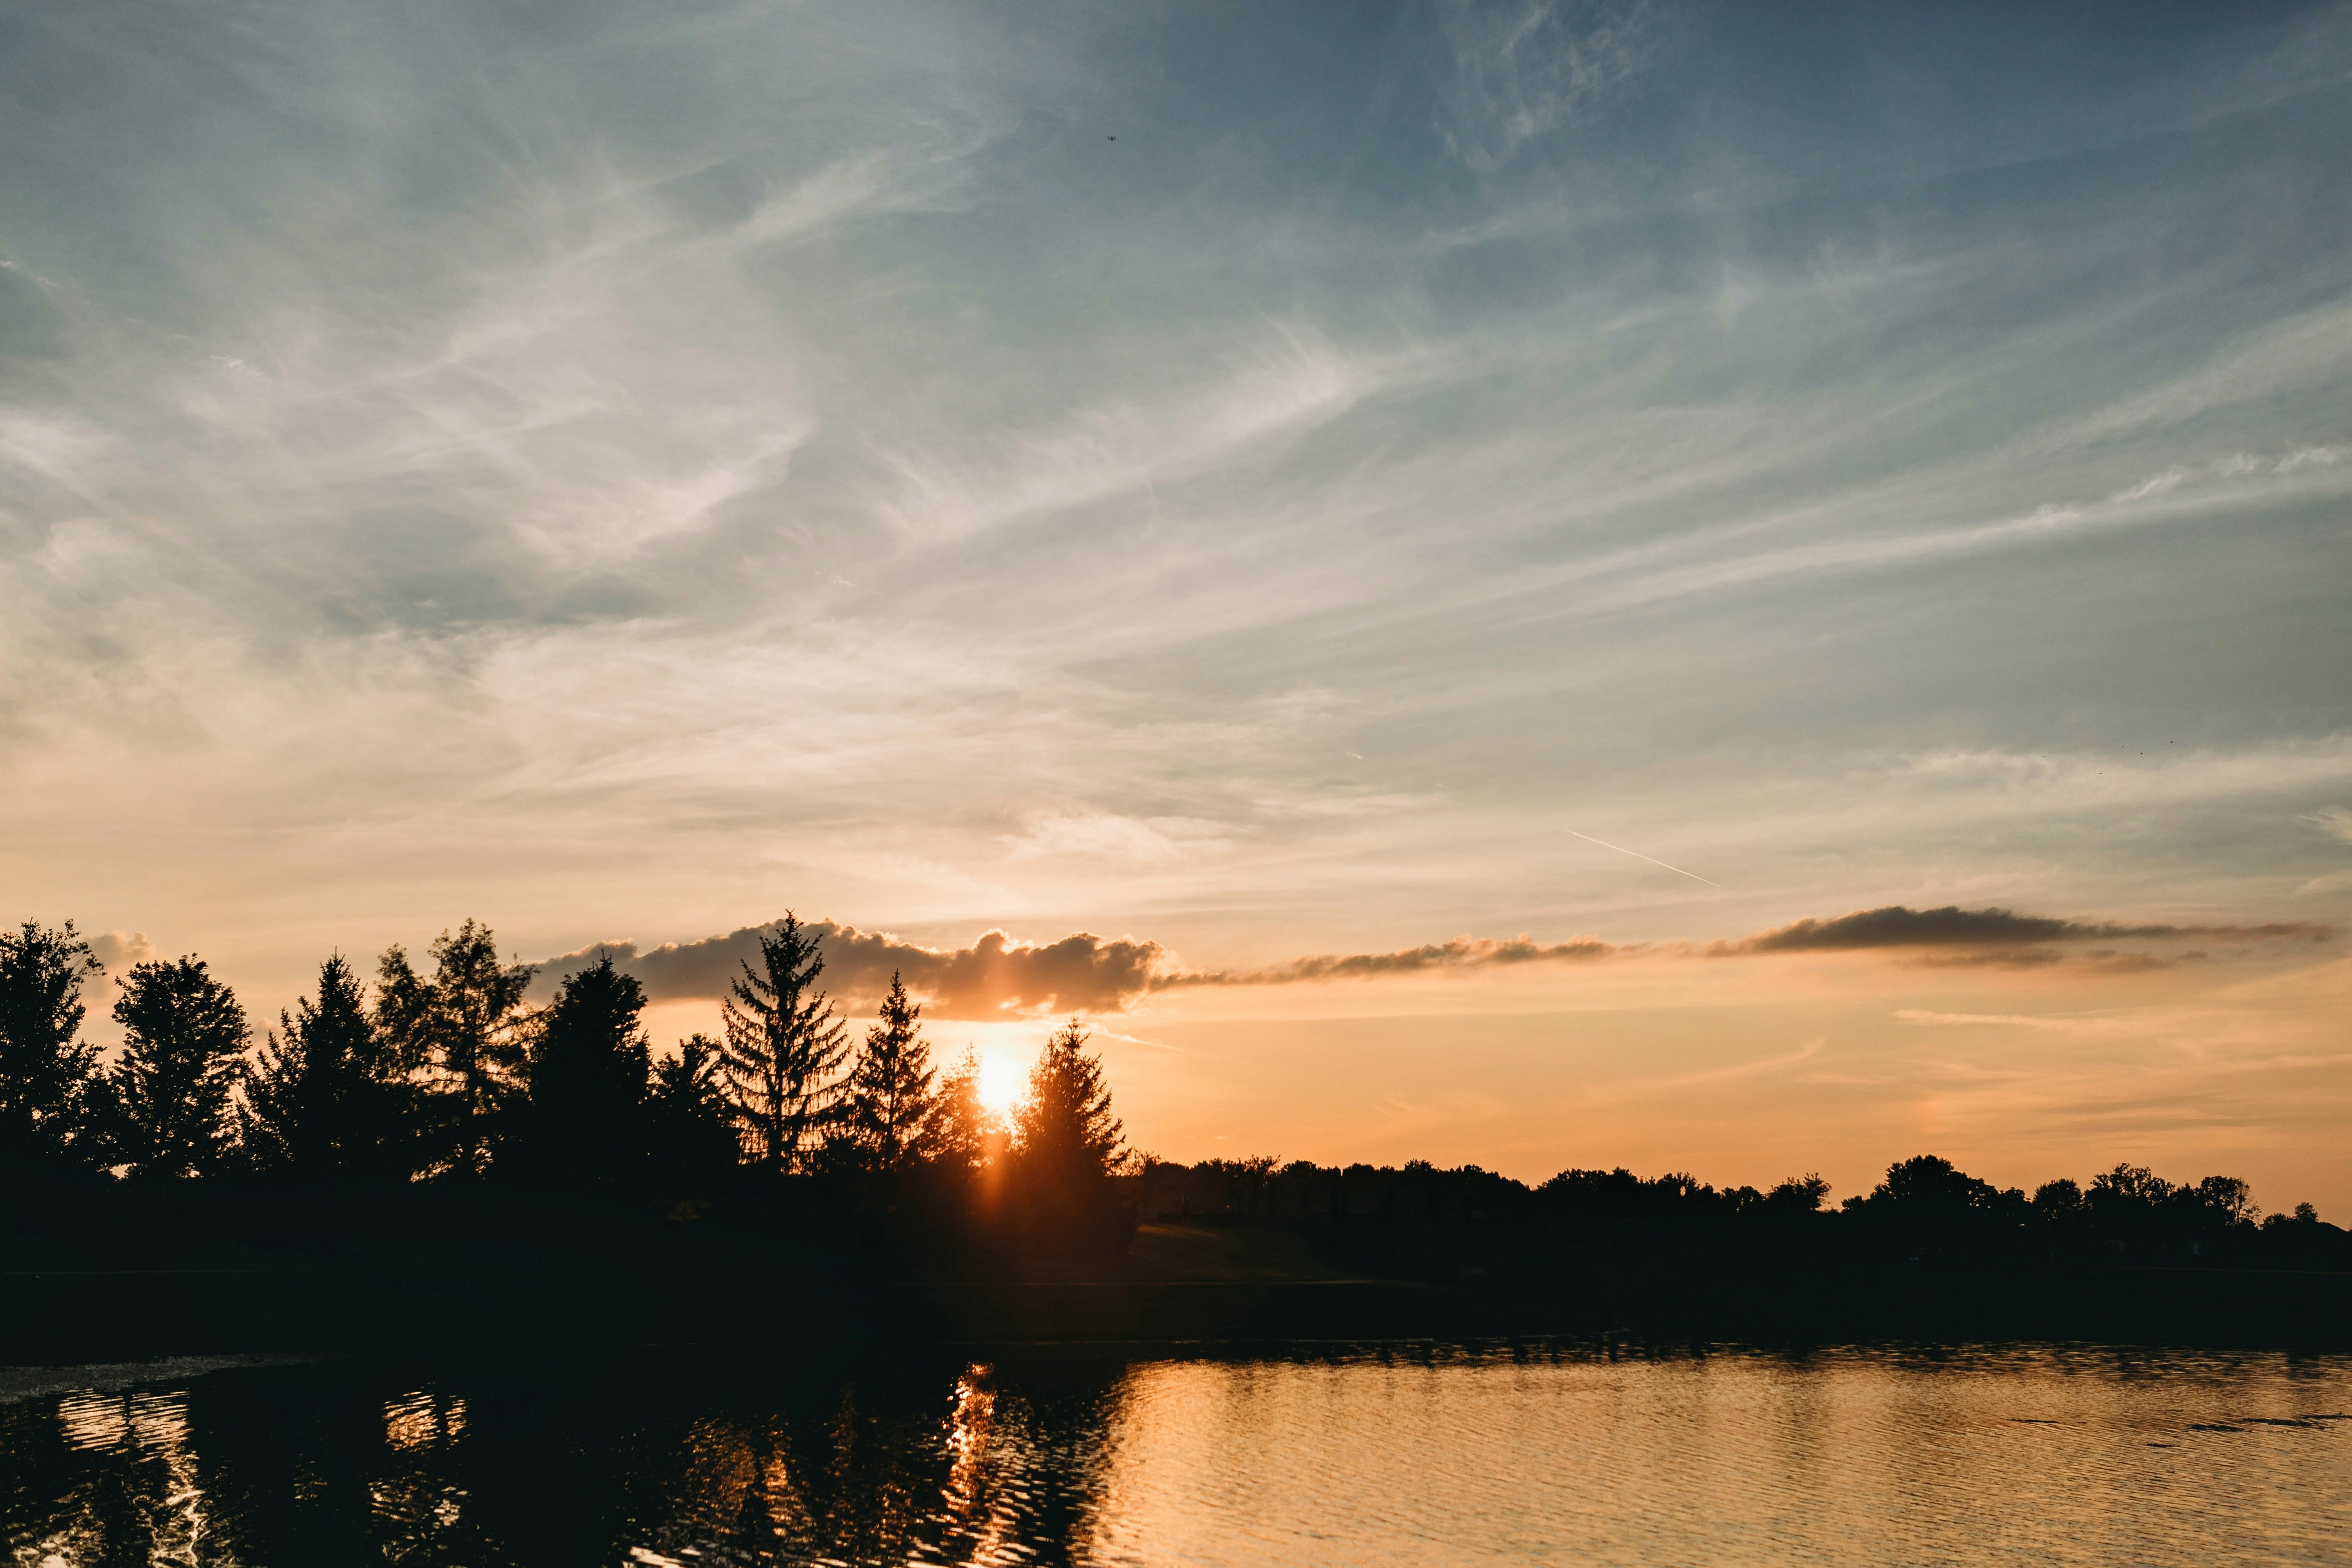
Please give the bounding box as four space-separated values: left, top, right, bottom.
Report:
975 1054 1028 1120
5 10 2347 1563
0 0 2346 1217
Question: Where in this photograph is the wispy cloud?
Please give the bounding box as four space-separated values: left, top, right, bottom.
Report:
1156 934 1622 990
6 1 2351 1199
1894 1010 2128 1034
1433 0 1671 170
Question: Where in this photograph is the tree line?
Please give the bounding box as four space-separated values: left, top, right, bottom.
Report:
0 916 1130 1246
1136 1149 2341 1278
6 913 2337 1279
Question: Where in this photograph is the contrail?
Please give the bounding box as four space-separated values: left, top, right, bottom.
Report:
1568 830 1723 888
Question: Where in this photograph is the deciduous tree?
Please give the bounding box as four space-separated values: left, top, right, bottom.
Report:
375 921 534 1180
0 920 103 1176
97 956 248 1180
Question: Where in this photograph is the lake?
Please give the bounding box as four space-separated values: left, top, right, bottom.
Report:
3 1340 2346 1565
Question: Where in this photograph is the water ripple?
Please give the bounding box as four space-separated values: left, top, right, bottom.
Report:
0 1342 2344 1565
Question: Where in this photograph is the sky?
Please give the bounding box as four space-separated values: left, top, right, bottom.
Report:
3 0 2349 1211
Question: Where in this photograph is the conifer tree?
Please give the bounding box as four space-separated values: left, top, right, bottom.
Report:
516 952 652 1184
1009 1020 1128 1250
97 956 248 1180
839 972 937 1173
374 921 534 1180
241 952 409 1182
649 1032 742 1195
1014 1020 1124 1184
924 1048 998 1177
719 913 849 1174
0 920 104 1176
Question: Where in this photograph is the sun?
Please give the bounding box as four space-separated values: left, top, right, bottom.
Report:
975 1053 1027 1117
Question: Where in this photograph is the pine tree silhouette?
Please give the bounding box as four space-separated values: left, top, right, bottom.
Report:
517 952 653 1184
241 952 410 1182
719 913 849 1174
649 1031 742 1195
924 1048 999 1177
839 972 937 1173
1015 1020 1123 1182
1009 1020 1128 1250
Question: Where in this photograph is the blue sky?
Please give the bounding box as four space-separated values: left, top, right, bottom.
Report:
3 0 2348 1203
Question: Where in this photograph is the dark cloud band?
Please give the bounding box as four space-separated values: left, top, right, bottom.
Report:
538 904 2330 1018
1718 905 2333 956
540 922 1162 1020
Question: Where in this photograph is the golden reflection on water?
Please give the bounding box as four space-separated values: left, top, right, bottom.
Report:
941 1360 1028 1564
383 1388 467 1451
1085 1345 2352 1566
0 1343 2346 1566
944 1362 995 1518
27 1390 211 1568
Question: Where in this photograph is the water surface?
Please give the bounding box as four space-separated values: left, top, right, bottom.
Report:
4 1341 2346 1565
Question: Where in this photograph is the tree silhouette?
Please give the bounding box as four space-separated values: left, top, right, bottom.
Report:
924 1048 999 1176
1014 1020 1123 1182
0 920 104 1176
719 914 849 1174
1008 1020 1128 1250
838 972 937 1174
649 1032 742 1195
2189 1174 2259 1226
1847 1154 2021 1223
1002 1025 1129 1260
375 921 534 1180
240 953 411 1183
2033 1177 2088 1222
1766 1173 1831 1213
95 956 248 1180
516 953 652 1185
2090 1161 2172 1211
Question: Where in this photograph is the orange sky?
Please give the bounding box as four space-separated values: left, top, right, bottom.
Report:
4 2 2349 1216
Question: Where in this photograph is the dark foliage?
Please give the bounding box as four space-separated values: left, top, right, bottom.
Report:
96 957 249 1181
0 920 104 1177
648 1032 743 1198
240 953 412 1184
514 953 653 1186
1014 1021 1123 1181
7 909 2345 1348
375 922 535 1180
1007 1021 1130 1253
720 913 850 1174
835 972 936 1175
1133 1148 2347 1286
923 1049 999 1180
